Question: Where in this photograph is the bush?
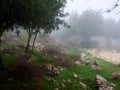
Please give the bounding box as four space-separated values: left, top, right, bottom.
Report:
10 61 43 81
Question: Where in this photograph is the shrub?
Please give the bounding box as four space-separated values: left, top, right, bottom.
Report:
10 61 43 81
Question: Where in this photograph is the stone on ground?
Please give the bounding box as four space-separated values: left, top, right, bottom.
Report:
110 71 120 80
79 81 87 90
73 73 78 78
95 75 114 90
42 64 59 76
75 61 81 65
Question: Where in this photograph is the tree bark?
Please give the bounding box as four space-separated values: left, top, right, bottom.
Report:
0 30 5 51
0 30 5 44
32 32 38 51
25 34 31 51
25 28 32 51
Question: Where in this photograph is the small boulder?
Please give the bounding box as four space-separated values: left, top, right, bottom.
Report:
67 79 71 83
28 55 35 62
45 77 56 82
73 73 78 79
61 83 66 88
91 65 103 71
82 60 90 65
54 88 59 90
75 61 81 65
79 81 87 90
91 61 99 66
110 71 120 80
42 64 59 76
95 75 114 90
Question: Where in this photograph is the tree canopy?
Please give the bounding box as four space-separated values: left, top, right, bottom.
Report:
0 0 67 44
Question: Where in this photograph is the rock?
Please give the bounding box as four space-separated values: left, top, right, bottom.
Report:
60 67 64 72
91 61 99 66
42 64 59 76
75 61 81 65
53 55 58 59
82 60 90 65
45 77 56 82
110 71 120 80
61 83 66 88
34 43 44 51
67 79 71 83
79 81 87 90
14 46 20 50
28 55 35 62
54 88 59 90
95 75 114 90
73 73 78 78
91 65 103 71
81 53 85 60
5 53 10 56
51 67 60 75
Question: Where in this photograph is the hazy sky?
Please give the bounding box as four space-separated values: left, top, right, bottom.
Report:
65 0 120 21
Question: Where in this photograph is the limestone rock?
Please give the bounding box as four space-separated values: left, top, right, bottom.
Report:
73 73 78 78
82 60 90 65
42 64 59 76
28 55 35 62
95 75 114 90
61 83 66 88
54 88 59 90
45 77 56 82
110 71 120 80
75 61 81 65
91 61 99 66
79 81 87 90
91 65 103 71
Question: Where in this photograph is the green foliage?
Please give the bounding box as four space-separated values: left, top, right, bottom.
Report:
0 0 67 49
0 0 67 31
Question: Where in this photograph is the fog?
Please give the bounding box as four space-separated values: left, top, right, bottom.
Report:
65 0 120 21
50 0 120 50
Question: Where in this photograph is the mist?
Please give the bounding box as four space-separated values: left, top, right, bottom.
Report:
50 1 120 51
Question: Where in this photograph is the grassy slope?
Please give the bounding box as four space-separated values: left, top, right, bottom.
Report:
0 48 120 90
43 48 120 90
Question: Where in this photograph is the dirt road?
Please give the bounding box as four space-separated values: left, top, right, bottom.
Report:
88 49 120 65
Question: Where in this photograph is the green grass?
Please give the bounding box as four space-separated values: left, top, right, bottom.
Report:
1 47 120 90
65 48 82 55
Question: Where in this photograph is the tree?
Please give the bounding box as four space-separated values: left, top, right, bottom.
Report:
0 0 39 43
68 10 104 48
0 0 68 51
53 10 105 48
22 0 68 51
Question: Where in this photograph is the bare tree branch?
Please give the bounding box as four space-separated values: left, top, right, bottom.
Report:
105 0 120 13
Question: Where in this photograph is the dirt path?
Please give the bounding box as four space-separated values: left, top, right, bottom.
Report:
88 49 120 65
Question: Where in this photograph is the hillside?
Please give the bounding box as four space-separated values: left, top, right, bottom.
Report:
0 46 120 90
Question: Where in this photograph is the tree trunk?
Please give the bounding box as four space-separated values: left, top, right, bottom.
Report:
0 30 5 51
25 33 32 51
32 32 38 51
0 30 4 44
